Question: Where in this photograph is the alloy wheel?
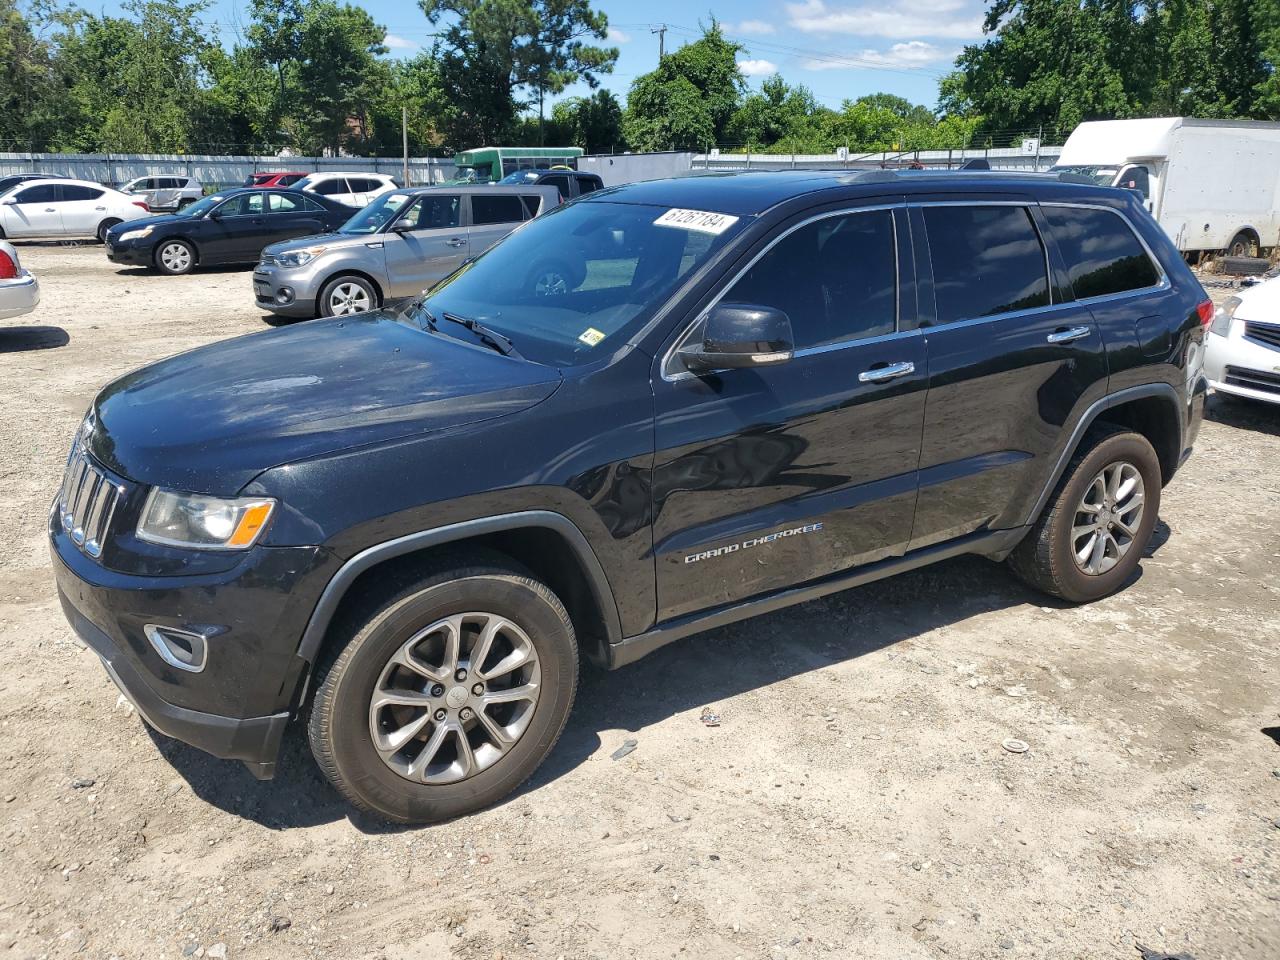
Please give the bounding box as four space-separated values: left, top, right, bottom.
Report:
532 271 568 296
368 612 542 785
328 282 371 314
159 242 192 272
1070 460 1145 576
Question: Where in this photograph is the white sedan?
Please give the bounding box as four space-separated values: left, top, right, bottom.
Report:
0 240 40 321
0 178 151 243
1205 275 1280 405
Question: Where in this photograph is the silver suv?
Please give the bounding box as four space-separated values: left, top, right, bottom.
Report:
120 175 203 212
254 185 561 318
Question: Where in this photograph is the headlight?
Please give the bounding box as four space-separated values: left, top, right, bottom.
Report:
137 489 276 550
275 245 327 267
1209 296 1240 337
117 226 153 242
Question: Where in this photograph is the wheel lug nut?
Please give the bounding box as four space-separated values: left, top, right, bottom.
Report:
455 668 467 682
459 707 474 721
471 683 484 696
433 708 447 721
431 684 445 697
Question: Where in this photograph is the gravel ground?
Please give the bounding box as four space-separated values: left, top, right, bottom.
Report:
0 244 1277 960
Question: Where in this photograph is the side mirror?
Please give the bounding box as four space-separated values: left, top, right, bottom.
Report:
0 197 15 205
388 219 415 233
208 210 221 221
679 303 794 373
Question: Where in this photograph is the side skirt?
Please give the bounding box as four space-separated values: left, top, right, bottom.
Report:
606 526 1029 669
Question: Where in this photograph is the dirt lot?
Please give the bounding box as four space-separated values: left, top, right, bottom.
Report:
0 244 1277 960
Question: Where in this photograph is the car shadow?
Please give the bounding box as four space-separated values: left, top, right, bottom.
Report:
154 552 1096 831
1207 392 1280 436
112 263 257 277
0 325 69 352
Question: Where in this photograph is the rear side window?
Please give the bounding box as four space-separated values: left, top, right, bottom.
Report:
471 194 525 225
721 208 897 349
1042 205 1161 299
61 184 103 201
519 194 543 219
576 175 600 194
312 177 347 196
543 174 571 198
279 174 304 186
267 192 302 213
924 205 1049 324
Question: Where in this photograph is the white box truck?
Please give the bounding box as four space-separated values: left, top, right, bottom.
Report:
1051 117 1280 257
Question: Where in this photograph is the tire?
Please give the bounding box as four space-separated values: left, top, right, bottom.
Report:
176 197 194 212
526 259 583 297
308 555 578 823
154 238 196 275
1007 427 1161 604
96 219 121 244
318 274 378 317
1227 231 1256 258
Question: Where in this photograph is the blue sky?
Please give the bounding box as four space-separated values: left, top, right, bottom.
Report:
113 0 991 110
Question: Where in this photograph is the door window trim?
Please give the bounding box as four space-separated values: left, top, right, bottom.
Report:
1038 201 1170 305
661 202 906 382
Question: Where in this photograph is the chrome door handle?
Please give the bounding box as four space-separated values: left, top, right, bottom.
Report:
44 207 56 212
445 237 466 247
94 206 106 211
1047 325 1092 344
859 361 915 383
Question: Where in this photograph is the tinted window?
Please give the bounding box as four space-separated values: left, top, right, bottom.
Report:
399 194 460 230
312 177 347 196
520 195 543 218
471 194 526 225
279 174 305 186
576 175 600 194
299 195 327 213
216 192 264 216
1043 206 1161 299
14 184 59 204
61 184 104 201
924 205 1049 324
721 209 897 349
158 177 177 189
543 175 571 198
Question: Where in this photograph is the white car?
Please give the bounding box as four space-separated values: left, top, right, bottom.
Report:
0 178 150 243
0 240 40 321
1205 275 1280 404
293 172 397 208
119 175 203 212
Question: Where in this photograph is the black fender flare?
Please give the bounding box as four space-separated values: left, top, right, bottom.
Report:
1022 382 1182 526
295 510 622 663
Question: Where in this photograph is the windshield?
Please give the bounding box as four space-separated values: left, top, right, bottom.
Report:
499 170 544 184
1051 164 1120 186
338 191 413 234
413 200 744 367
454 165 488 183
182 194 227 218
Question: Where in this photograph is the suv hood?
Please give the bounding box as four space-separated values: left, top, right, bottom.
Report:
88 312 561 495
263 231 370 257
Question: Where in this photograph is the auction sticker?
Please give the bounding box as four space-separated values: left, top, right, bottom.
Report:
578 327 606 346
654 208 740 235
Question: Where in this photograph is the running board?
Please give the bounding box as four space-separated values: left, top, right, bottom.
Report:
606 526 1029 669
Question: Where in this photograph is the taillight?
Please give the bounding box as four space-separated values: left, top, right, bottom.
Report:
0 250 16 280
132 200 150 211
1196 299 1214 328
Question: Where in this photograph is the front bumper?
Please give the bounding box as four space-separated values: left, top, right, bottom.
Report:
0 272 40 320
1205 323 1280 405
105 241 153 267
254 264 319 318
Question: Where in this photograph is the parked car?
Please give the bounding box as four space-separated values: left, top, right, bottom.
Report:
0 239 40 321
1205 275 1280 405
119 175 203 213
0 173 67 195
51 170 1208 824
292 172 398 208
497 167 604 201
244 171 308 188
254 184 559 317
0 178 148 242
105 188 357 275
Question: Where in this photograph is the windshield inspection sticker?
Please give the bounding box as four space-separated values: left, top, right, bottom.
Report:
654 208 740 235
578 327 606 346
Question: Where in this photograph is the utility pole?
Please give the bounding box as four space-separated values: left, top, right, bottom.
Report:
402 105 409 186
651 23 666 62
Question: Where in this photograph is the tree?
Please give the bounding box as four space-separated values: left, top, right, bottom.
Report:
0 0 64 147
294 1 389 153
246 0 303 110
551 88 623 151
727 75 818 148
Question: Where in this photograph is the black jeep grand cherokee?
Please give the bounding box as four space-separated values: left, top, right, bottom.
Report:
52 170 1209 823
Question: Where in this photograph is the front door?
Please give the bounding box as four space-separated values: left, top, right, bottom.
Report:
202 191 268 262
380 193 465 298
908 201 1109 550
652 204 927 621
1 183 63 238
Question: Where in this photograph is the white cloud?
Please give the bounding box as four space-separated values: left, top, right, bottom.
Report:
786 0 984 41
737 58 780 77
382 33 417 50
802 40 956 70
730 19 777 35
607 26 630 43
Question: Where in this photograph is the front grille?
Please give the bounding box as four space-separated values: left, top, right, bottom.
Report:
258 254 277 267
58 446 124 558
1244 321 1280 351
1224 364 1280 397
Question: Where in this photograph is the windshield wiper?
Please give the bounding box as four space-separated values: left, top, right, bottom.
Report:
440 312 521 358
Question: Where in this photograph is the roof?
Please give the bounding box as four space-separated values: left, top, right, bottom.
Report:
1060 117 1280 165
584 169 1122 217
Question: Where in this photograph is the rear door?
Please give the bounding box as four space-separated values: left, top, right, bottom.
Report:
466 192 527 256
652 203 927 620
1 183 64 237
908 199 1108 550
379 192 465 297
58 183 107 234
264 191 328 245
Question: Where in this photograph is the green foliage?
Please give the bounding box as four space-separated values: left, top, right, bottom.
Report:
550 89 625 152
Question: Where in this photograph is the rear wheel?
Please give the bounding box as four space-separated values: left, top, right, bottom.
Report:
319 274 377 316
1227 231 1256 258
96 219 122 244
1007 428 1161 603
308 557 578 823
155 239 195 275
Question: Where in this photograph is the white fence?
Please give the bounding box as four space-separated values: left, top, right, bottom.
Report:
0 153 459 189
694 145 1065 172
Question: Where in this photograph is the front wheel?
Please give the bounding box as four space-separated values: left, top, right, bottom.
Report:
1007 428 1161 603
319 274 378 317
155 239 195 275
96 219 122 244
308 557 578 823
